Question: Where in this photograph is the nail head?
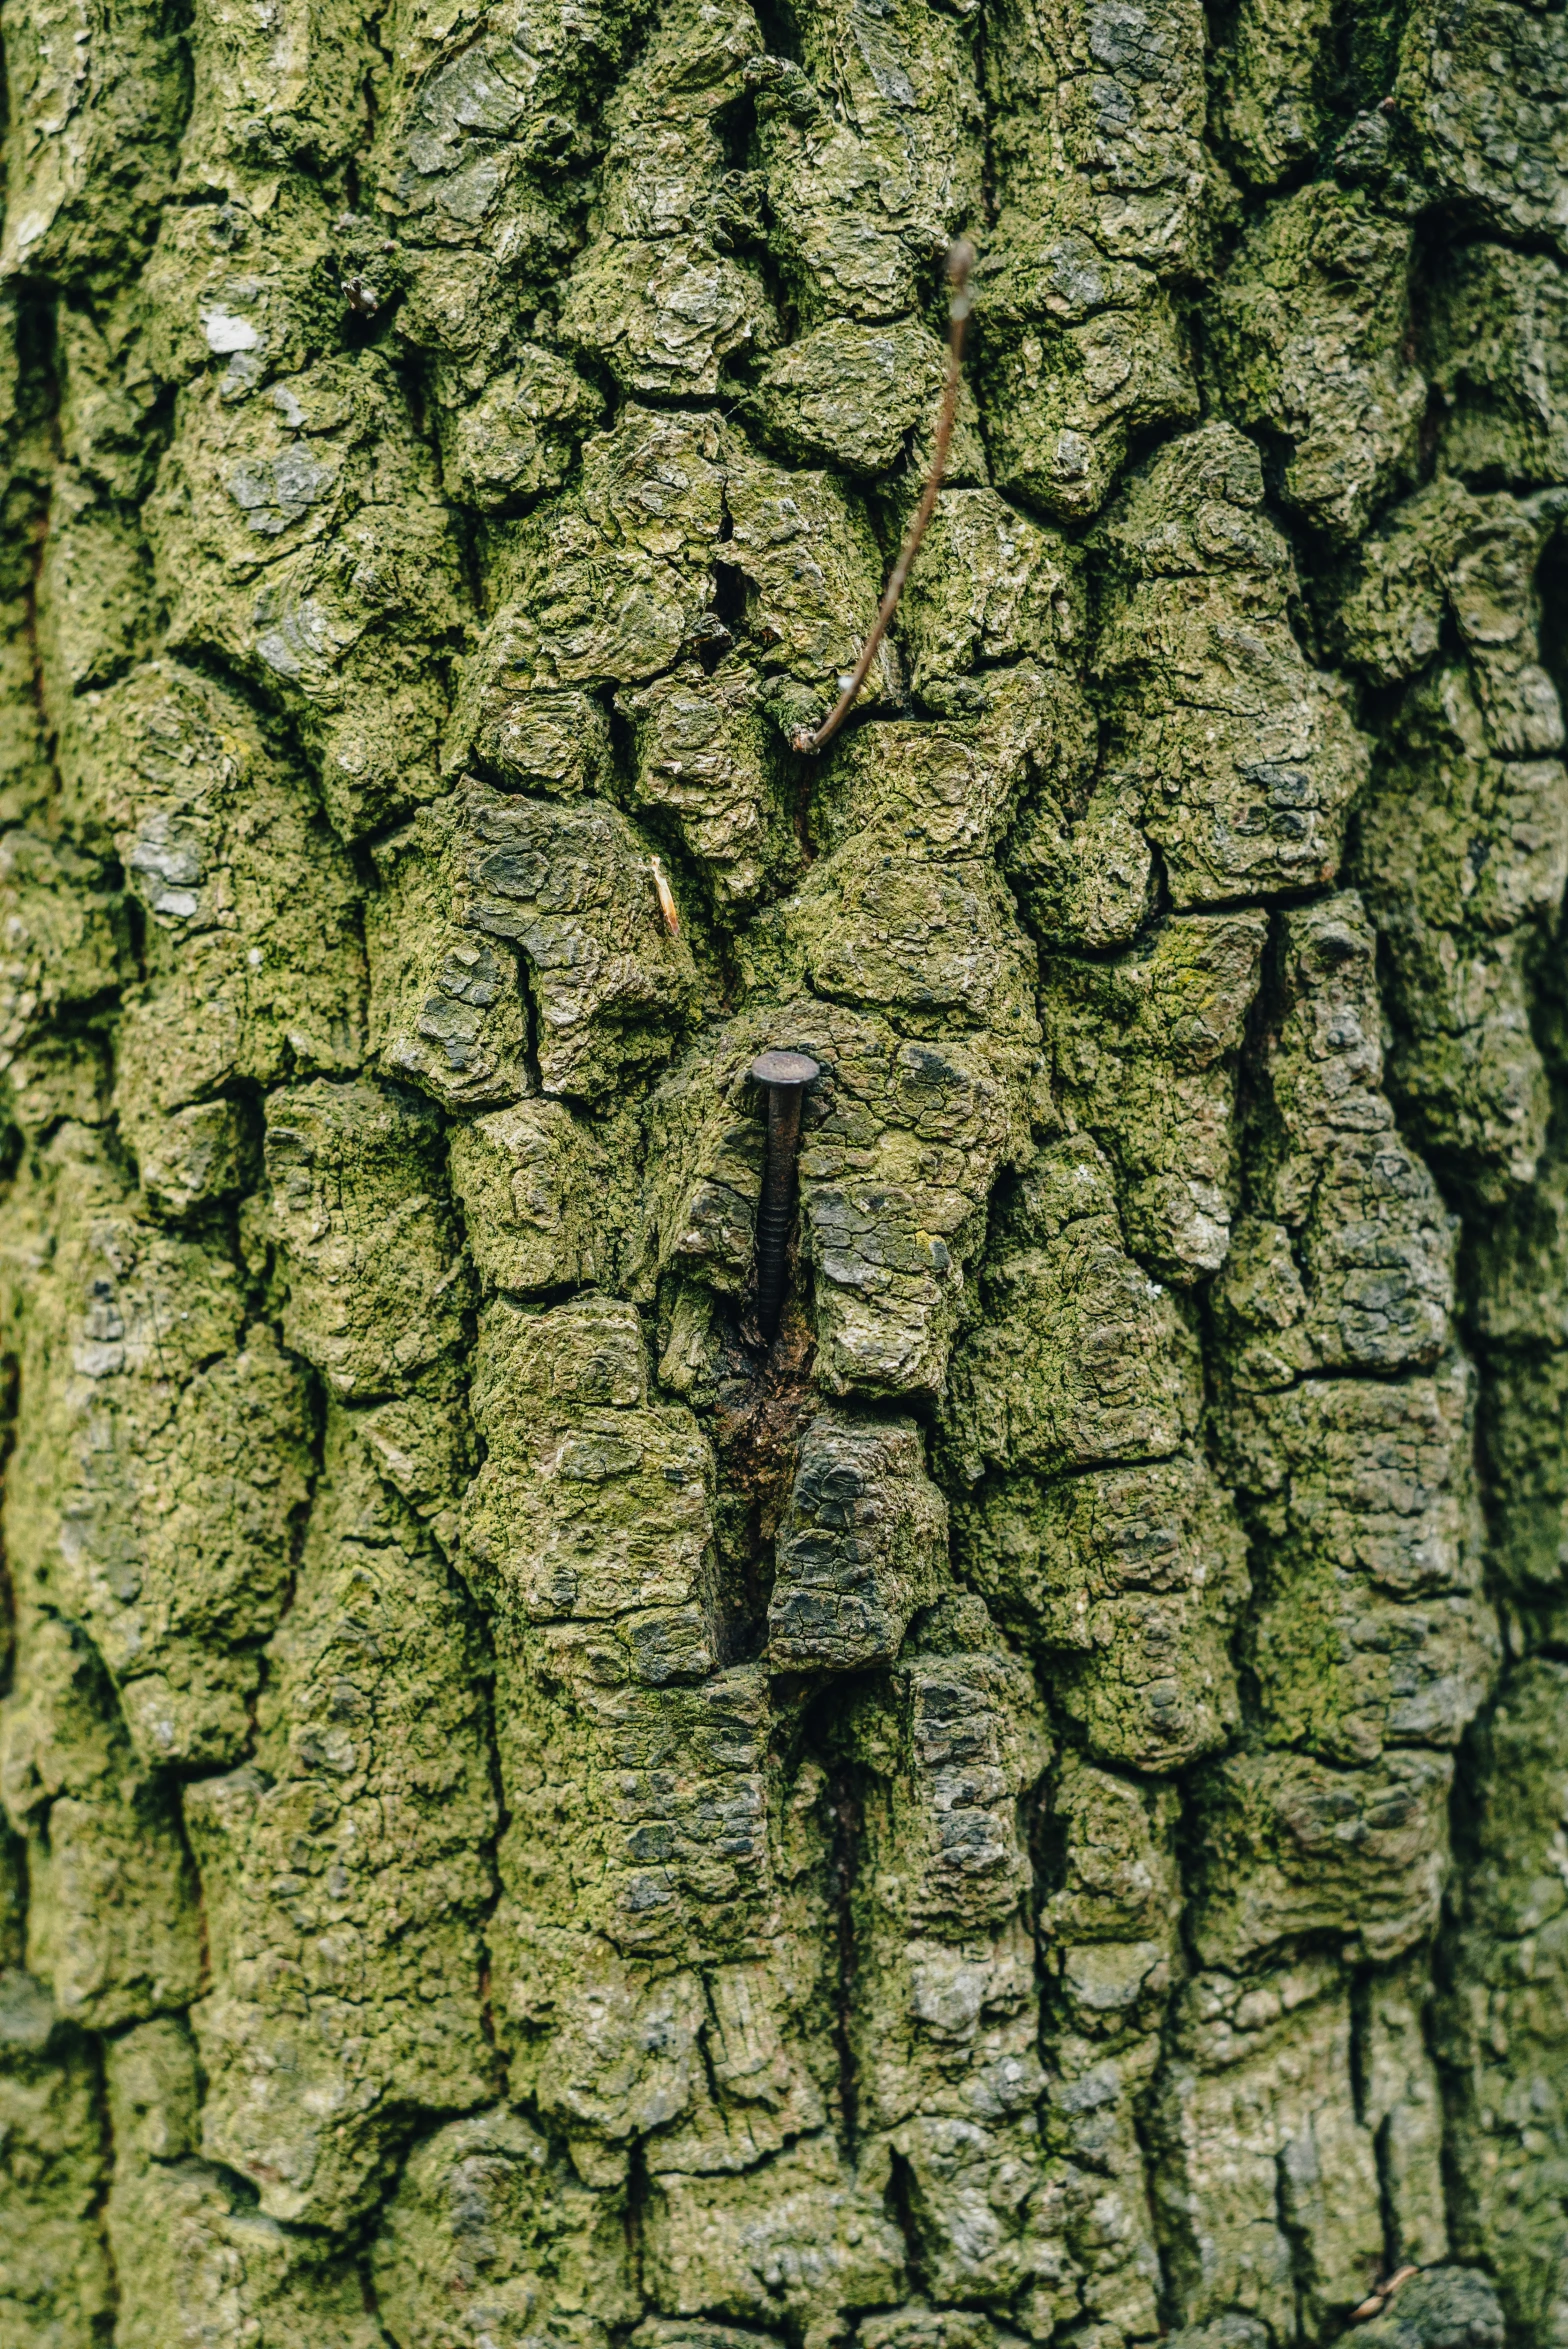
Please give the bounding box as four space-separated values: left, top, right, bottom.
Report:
750 1049 820 1089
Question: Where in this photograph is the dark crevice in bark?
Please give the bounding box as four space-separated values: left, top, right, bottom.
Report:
821 1744 865 2160
706 1305 816 1661
84 2027 120 2348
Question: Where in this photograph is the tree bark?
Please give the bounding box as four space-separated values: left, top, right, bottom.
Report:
0 0 1565 2341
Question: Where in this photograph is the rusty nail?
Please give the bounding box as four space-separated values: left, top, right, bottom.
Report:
750 1049 819 1345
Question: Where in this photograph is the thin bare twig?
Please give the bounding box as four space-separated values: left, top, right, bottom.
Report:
791 238 976 757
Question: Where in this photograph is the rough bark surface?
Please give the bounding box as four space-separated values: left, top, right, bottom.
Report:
0 0 1565 2340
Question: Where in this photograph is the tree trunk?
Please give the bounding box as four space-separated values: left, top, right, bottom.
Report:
0 0 1565 2340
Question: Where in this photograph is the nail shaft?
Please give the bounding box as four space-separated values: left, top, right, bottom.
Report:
750 1050 820 1344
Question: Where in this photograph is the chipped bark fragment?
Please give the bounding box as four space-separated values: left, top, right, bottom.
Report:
768 1408 947 1669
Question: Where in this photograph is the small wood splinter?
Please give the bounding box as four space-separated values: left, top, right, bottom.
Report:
650 855 680 935
1351 2267 1422 2324
791 237 976 759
